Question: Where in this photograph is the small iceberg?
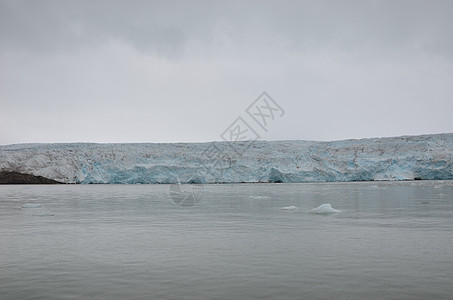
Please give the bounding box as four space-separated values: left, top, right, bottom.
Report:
280 206 298 210
310 203 340 214
249 196 271 200
21 203 41 208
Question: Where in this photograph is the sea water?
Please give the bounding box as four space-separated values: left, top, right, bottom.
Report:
1 181 453 299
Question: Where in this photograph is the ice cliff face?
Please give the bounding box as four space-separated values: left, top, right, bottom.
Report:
1 134 452 184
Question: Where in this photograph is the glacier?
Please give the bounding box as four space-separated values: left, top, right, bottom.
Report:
0 133 452 184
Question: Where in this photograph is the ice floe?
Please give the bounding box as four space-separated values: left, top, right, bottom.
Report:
249 196 271 200
21 203 41 208
280 206 298 210
32 212 54 217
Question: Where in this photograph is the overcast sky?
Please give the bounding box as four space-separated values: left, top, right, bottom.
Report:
1 0 452 144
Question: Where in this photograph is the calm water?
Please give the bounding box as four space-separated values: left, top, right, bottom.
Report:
1 181 453 300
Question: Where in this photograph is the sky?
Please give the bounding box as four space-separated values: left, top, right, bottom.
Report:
1 0 452 145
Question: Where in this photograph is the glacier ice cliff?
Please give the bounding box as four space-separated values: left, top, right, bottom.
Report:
1 134 452 184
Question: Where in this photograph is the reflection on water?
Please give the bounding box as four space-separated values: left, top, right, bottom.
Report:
1 181 453 300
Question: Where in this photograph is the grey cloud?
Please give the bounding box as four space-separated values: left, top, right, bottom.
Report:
0 0 189 57
2 0 452 59
0 0 452 144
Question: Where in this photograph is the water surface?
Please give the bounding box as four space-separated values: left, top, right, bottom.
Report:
1 181 453 299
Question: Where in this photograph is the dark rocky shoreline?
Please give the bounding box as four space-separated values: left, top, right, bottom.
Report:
0 171 63 184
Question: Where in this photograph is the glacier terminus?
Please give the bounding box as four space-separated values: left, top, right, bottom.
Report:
0 134 452 184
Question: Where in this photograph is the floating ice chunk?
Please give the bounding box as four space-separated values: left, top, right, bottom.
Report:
310 203 340 214
249 196 271 200
32 212 54 217
280 206 298 210
21 204 41 208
